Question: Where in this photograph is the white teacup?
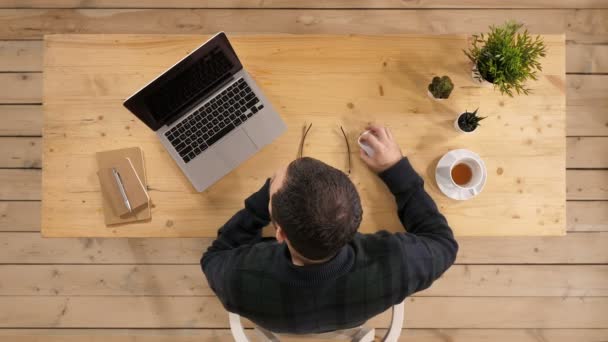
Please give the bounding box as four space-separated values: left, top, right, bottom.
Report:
449 157 484 195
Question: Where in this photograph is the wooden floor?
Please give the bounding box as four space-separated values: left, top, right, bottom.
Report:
0 1 607 341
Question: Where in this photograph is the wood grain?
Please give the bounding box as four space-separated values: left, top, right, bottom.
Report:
0 199 604 232
427 265 608 297
19 71 608 137
0 40 604 74
567 170 608 200
0 169 40 200
0 296 606 328
0 329 239 342
567 75 608 136
42 34 566 237
0 73 41 103
0 105 42 136
0 3 604 338
0 76 602 136
3 136 604 171
567 201 608 232
0 233 212 264
0 117 602 197
0 137 588 168
568 44 608 74
0 137 41 168
0 264 606 297
2 232 608 264
0 40 41 71
1 329 607 342
0 80 593 140
455 232 608 264
0 9 606 41
0 201 41 231
567 137 608 168
2 0 608 8
0 264 214 296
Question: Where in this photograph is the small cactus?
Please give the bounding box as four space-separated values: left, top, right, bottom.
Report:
458 108 486 132
428 76 454 99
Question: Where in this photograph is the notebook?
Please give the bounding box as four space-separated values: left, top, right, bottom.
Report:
96 147 151 225
98 158 149 216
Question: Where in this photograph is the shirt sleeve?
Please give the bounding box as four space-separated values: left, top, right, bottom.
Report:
378 158 459 293
200 179 271 302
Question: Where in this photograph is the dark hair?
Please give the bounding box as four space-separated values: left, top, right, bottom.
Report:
271 157 363 260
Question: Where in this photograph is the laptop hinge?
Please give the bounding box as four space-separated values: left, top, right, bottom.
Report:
164 75 236 127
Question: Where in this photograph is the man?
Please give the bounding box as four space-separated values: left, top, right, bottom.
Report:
201 124 458 334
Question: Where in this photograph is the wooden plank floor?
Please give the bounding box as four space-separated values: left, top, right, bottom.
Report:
0 1 606 341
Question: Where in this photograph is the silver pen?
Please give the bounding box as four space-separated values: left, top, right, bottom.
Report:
112 168 132 212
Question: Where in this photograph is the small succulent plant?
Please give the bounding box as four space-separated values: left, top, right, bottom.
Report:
457 108 486 132
428 76 454 99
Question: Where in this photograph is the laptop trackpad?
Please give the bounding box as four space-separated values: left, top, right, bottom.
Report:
214 128 257 168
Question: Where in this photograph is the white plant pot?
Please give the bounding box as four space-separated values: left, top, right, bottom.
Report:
471 65 494 88
427 89 446 101
454 114 476 134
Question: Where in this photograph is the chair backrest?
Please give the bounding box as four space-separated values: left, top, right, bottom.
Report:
228 300 405 342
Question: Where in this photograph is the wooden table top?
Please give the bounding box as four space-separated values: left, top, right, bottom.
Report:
42 34 566 237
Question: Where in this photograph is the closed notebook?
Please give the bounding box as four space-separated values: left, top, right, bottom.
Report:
98 158 149 216
96 147 151 225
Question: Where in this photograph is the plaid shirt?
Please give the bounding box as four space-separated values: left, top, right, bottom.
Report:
201 158 458 334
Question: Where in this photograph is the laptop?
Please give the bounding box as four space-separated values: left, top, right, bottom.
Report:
123 32 286 192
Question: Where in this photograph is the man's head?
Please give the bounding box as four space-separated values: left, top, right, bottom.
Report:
269 157 363 262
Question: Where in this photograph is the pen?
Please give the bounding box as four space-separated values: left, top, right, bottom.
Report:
112 168 132 212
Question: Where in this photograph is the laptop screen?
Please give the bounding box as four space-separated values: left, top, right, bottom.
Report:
123 33 243 131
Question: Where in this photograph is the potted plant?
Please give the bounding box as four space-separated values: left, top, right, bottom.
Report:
455 108 486 133
428 75 454 100
464 21 546 96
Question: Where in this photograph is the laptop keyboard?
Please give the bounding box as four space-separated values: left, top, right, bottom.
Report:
164 78 264 163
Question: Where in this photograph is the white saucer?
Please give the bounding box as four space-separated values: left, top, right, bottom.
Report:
435 149 487 201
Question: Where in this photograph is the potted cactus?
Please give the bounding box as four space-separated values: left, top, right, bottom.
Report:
455 108 486 133
464 21 546 96
427 75 454 100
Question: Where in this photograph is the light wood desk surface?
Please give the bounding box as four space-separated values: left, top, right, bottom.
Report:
42 34 566 237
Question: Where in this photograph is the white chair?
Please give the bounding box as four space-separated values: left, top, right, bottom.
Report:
229 300 405 342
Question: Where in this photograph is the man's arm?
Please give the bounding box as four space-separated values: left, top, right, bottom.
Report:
379 157 458 290
359 125 458 293
200 179 271 299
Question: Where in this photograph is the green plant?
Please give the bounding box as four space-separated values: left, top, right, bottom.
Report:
428 75 454 99
464 21 546 96
458 109 486 132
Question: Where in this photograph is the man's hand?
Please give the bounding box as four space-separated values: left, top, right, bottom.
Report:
359 124 403 173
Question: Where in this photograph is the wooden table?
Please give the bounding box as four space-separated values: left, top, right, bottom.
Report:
42 34 566 237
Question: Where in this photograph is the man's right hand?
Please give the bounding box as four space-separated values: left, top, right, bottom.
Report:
359 124 403 173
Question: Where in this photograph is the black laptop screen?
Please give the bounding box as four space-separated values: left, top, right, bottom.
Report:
123 33 243 131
